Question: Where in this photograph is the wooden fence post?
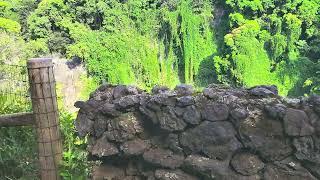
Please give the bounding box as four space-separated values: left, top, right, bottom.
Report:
27 58 62 180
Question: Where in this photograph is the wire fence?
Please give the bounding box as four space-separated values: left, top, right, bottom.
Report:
0 59 63 180
0 63 39 179
0 63 32 114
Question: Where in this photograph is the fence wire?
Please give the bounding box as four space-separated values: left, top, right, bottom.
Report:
0 63 32 114
0 63 39 179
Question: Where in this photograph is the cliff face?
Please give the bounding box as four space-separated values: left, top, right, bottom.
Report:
75 84 320 180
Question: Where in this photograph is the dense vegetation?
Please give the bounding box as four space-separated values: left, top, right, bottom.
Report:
0 0 319 179
1 0 319 95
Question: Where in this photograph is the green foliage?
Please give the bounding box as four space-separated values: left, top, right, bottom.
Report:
0 1 16 19
54 83 93 179
0 0 37 35
225 15 306 94
223 0 320 95
226 0 264 12
0 0 319 96
0 31 48 65
0 31 25 63
213 56 231 83
62 20 162 89
297 0 319 25
59 111 92 180
283 13 302 60
225 19 277 87
78 75 99 100
178 0 217 84
269 33 287 61
20 0 320 95
28 0 218 89
0 17 21 33
229 13 245 28
27 0 66 38
0 126 38 180
0 75 37 179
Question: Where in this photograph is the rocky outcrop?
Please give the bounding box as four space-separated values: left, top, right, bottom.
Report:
75 84 320 180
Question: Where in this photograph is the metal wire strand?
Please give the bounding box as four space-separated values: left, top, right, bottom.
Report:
0 64 31 113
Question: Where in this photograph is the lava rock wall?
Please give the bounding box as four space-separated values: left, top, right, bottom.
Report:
75 84 320 180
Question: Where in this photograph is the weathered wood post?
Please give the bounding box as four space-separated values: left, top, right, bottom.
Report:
27 58 62 180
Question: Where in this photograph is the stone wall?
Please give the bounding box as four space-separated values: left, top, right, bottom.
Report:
75 84 320 180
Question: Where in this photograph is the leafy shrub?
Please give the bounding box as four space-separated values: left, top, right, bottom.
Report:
0 17 21 33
